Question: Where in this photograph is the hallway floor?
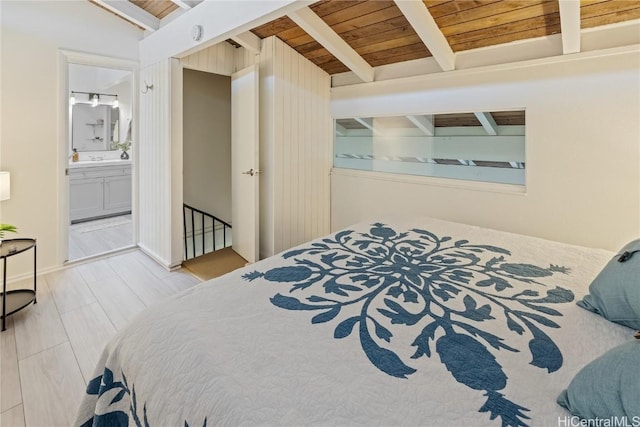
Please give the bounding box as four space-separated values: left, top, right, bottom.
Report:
68 215 134 261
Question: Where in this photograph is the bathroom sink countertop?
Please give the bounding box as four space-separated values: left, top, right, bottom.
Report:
69 159 132 168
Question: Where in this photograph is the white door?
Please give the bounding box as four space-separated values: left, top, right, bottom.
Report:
231 64 259 263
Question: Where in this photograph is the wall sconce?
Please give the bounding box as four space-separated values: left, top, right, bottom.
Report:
0 172 10 202
70 93 76 105
91 93 99 107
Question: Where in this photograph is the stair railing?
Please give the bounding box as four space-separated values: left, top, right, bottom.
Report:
183 204 232 260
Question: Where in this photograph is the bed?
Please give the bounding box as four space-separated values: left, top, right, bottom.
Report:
75 216 635 426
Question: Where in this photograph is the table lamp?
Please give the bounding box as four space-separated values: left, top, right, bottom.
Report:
0 172 9 201
0 172 15 245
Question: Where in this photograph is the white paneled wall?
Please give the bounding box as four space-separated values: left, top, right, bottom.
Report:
137 43 252 268
180 41 258 76
138 59 174 266
181 37 331 259
180 42 237 75
236 47 259 71
139 39 330 266
259 37 332 258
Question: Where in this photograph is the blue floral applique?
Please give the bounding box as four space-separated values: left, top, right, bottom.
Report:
243 223 574 427
80 368 207 427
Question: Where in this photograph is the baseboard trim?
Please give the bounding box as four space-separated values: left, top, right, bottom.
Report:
137 243 182 271
6 245 139 284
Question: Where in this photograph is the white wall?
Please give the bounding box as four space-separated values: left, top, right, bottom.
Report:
183 69 232 223
138 59 176 267
180 42 237 76
331 48 640 251
259 37 332 258
153 38 332 263
171 37 332 261
180 40 257 75
0 1 141 278
139 42 256 269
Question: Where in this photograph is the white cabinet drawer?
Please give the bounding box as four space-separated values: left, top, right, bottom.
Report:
70 164 131 179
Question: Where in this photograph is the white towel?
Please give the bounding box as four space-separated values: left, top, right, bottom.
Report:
112 119 119 143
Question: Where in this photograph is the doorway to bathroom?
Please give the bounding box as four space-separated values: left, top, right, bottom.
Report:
65 60 135 262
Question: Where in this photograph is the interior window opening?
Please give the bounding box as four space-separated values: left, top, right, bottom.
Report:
334 110 526 187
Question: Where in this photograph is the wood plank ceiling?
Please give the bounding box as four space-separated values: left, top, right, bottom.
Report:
99 0 640 76
130 0 177 19
337 110 525 129
251 0 640 75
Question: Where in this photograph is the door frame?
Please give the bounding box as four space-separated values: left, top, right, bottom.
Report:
176 57 260 265
58 50 139 264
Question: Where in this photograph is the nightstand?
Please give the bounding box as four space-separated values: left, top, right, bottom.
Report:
1 238 37 331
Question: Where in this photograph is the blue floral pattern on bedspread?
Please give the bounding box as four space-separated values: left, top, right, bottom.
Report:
243 223 574 427
80 368 207 427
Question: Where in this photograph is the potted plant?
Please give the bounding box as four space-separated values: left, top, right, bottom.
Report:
112 140 132 160
0 224 17 245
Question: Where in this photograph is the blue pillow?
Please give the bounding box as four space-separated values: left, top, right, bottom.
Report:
577 239 640 329
557 340 640 418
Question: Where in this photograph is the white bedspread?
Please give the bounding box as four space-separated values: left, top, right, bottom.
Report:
75 217 632 427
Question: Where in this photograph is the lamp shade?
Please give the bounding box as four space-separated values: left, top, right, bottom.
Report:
0 172 10 201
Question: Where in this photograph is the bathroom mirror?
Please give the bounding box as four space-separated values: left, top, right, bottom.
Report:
72 104 119 151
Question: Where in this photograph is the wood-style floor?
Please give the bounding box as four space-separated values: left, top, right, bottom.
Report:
0 250 201 426
68 215 134 261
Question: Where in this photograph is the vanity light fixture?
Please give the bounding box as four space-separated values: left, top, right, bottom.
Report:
70 91 119 107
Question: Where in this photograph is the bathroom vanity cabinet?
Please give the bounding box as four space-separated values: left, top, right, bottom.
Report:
69 162 132 222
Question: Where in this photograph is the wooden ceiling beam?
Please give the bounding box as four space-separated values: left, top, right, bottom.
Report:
231 31 262 54
393 0 455 71
354 117 383 135
407 115 434 136
474 112 499 136
93 0 159 32
288 7 374 83
170 0 202 9
335 123 348 136
559 0 581 54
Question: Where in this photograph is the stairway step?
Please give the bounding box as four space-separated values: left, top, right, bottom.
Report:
182 247 248 281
